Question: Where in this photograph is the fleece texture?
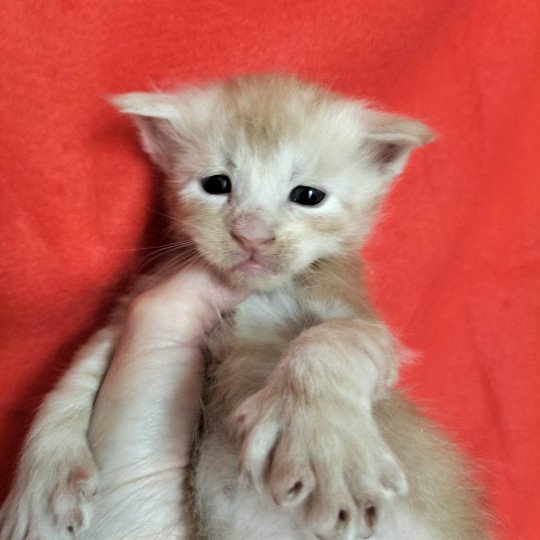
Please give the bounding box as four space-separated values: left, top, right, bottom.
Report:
1 1 539 537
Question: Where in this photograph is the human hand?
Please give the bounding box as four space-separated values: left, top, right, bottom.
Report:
92 265 247 465
81 265 246 538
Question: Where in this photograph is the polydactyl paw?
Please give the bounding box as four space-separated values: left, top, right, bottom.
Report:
0 448 98 540
233 386 407 540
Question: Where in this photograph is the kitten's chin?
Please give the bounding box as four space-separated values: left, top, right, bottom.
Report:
228 269 292 291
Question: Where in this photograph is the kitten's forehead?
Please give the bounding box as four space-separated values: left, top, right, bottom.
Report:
217 74 359 158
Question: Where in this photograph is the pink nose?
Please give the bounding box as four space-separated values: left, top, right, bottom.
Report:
232 232 275 250
231 213 275 250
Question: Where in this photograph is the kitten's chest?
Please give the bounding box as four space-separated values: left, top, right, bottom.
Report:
204 286 315 414
211 285 314 356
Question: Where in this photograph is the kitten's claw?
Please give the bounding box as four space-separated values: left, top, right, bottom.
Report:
0 449 98 540
233 388 406 540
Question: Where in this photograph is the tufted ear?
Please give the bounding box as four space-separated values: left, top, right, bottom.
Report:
111 92 186 173
361 110 435 181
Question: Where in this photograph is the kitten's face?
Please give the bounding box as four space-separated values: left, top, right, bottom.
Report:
114 75 432 290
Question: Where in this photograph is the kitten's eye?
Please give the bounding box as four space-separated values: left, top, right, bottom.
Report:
289 185 326 206
201 175 231 195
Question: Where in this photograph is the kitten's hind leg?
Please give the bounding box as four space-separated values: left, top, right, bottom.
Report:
0 326 118 540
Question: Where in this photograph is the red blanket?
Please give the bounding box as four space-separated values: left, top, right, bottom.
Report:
1 1 538 537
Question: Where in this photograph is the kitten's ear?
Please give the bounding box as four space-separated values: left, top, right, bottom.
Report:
361 110 435 181
111 92 184 173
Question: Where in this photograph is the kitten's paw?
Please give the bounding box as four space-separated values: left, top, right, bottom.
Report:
233 389 406 539
0 449 98 540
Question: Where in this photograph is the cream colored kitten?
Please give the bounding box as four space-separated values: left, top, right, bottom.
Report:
0 74 487 539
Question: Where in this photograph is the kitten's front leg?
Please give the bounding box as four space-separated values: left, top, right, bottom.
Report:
233 320 406 540
0 326 118 540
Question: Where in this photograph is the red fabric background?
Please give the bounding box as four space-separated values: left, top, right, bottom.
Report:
1 1 539 537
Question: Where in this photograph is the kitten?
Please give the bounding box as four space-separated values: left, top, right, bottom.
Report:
0 74 487 539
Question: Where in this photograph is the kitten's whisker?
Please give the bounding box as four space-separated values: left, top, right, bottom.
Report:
148 253 199 275
111 240 196 253
141 245 199 268
142 245 194 261
144 206 204 232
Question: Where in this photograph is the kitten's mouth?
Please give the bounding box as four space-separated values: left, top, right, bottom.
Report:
233 254 275 276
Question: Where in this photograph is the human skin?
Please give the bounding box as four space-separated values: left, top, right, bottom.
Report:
83 267 246 539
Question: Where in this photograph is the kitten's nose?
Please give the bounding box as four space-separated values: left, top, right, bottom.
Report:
231 213 275 250
232 232 275 251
